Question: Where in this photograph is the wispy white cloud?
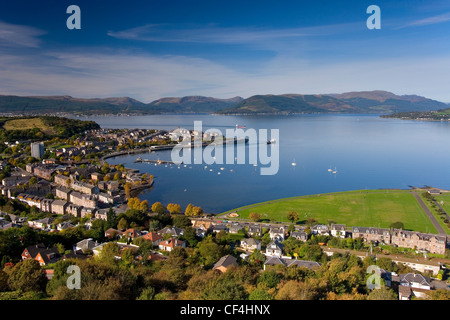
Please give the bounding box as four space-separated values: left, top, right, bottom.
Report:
107 23 356 46
396 12 450 29
0 21 46 48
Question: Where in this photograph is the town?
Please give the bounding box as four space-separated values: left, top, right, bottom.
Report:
0 118 449 301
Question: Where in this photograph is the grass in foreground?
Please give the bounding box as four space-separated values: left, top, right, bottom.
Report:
223 189 438 234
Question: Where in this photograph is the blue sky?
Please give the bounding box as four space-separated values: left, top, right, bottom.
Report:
1 0 450 102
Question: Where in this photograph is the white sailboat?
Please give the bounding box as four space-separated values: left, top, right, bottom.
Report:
332 167 337 174
292 159 297 166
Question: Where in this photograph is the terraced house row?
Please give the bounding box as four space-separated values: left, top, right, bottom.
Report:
352 226 447 255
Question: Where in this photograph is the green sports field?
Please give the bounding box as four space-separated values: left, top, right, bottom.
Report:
222 189 438 234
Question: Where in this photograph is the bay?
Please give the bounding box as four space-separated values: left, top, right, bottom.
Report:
84 114 450 213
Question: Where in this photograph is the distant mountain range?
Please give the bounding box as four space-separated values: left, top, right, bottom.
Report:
0 91 447 115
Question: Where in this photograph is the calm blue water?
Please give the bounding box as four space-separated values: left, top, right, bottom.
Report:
85 114 450 213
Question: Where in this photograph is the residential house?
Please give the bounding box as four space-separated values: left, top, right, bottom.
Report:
105 228 123 239
229 223 244 234
28 217 55 230
269 226 285 241
80 207 96 218
391 229 446 255
21 243 60 266
69 191 97 208
66 204 82 218
158 226 184 238
40 199 53 213
290 230 308 241
398 273 432 300
352 226 391 245
158 238 185 252
191 220 213 231
57 221 75 231
95 209 108 221
211 224 228 233
265 240 284 257
247 224 262 237
33 166 55 180
213 254 238 273
311 224 330 236
54 174 70 187
141 232 163 246
51 200 68 215
240 238 261 252
74 238 100 253
264 256 321 270
1 175 31 187
55 186 72 201
71 180 98 195
330 224 347 238
122 228 143 240
91 172 103 181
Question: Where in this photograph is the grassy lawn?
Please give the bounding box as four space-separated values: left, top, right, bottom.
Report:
2 118 55 135
222 189 438 233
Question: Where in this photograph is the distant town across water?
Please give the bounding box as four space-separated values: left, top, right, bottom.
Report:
97 113 450 213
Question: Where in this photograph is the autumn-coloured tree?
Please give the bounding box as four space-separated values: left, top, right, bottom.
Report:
249 212 261 222
287 211 299 223
127 197 141 210
151 202 166 214
185 203 194 216
124 182 132 199
139 200 149 212
192 206 203 216
167 203 182 214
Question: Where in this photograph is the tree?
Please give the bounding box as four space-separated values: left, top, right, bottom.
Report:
249 288 274 300
275 280 319 300
55 243 66 255
202 277 248 300
137 287 155 300
367 287 397 300
173 215 192 229
184 203 194 216
287 211 299 223
390 221 404 229
249 249 266 266
426 289 450 300
198 238 227 267
249 212 261 222
0 269 9 292
139 200 149 212
98 242 120 264
124 183 132 199
257 270 281 289
151 202 166 215
117 217 129 230
7 259 47 292
306 218 318 227
127 197 141 211
167 203 182 214
121 248 136 266
192 206 203 216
